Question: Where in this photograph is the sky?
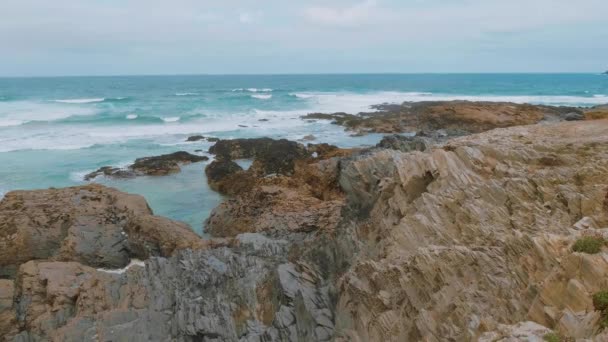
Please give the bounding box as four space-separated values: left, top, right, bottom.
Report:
1 0 607 76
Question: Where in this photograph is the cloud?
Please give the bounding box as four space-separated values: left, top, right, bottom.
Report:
304 0 378 27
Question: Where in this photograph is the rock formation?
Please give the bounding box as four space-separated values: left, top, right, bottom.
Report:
2 111 608 340
302 100 586 136
84 151 208 180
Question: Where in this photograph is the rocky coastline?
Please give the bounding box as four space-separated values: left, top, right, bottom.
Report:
2 101 608 341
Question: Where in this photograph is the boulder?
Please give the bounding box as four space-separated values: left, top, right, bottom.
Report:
0 184 205 278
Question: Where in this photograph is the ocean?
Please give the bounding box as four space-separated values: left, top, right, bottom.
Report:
1 73 607 233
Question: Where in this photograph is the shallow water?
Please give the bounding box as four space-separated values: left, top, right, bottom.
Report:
1 74 606 234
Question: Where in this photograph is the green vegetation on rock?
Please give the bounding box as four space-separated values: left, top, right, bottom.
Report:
572 236 605 254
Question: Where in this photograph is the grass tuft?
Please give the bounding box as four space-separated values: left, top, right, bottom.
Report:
572 236 605 254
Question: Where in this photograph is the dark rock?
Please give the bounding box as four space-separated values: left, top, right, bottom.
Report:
186 135 206 142
258 119 269 122
209 138 308 176
301 134 316 141
131 152 208 176
376 135 429 152
207 137 220 142
204 160 252 195
238 125 248 128
85 152 209 180
84 166 137 181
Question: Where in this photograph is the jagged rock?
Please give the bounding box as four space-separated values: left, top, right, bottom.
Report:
0 184 205 278
85 151 208 180
375 134 429 152
333 120 608 341
301 134 316 141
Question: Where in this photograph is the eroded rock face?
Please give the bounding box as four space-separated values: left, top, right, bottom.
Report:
333 120 608 341
0 184 204 278
85 151 209 180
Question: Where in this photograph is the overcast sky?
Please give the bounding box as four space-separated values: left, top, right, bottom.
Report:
1 0 607 76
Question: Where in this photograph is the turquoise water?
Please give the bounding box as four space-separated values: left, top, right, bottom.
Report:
1 74 607 233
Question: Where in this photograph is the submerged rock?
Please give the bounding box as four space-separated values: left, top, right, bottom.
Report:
186 135 206 142
85 151 209 180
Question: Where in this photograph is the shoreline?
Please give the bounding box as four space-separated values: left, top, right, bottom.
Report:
2 104 608 339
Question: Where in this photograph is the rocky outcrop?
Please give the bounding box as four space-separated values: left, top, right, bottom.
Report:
84 151 208 180
302 100 583 136
0 184 204 278
333 119 608 341
209 138 309 176
4 113 608 341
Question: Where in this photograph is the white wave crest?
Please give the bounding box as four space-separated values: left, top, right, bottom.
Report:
175 93 198 96
247 88 273 92
251 94 272 100
0 101 97 127
126 114 138 120
162 116 181 123
54 98 105 104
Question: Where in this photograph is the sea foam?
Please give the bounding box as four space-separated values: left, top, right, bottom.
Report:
54 98 105 104
251 94 272 100
162 117 181 123
126 114 138 120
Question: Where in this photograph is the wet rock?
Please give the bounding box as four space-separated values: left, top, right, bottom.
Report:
85 151 209 180
209 138 308 176
204 160 253 195
186 135 206 142
376 134 429 152
131 151 209 176
0 184 204 278
259 118 269 122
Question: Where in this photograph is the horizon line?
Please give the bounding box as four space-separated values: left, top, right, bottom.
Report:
1 71 605 79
